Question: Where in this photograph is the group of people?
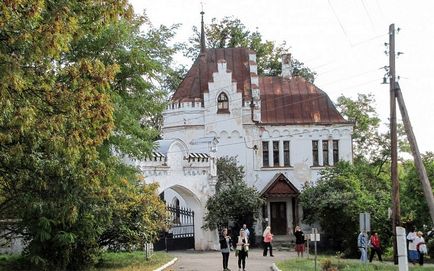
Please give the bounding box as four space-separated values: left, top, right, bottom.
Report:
219 225 306 271
406 227 427 266
358 227 428 266
219 224 251 271
357 230 383 263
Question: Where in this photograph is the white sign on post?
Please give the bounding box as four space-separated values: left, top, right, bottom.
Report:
359 212 371 232
310 233 320 241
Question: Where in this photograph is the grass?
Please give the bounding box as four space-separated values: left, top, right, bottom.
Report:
277 257 433 271
0 251 174 271
93 251 174 271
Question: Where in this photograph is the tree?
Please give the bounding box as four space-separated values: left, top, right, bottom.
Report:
0 2 172 270
186 16 316 81
336 94 383 162
300 161 392 256
98 181 166 251
336 93 409 164
203 157 264 231
400 152 434 229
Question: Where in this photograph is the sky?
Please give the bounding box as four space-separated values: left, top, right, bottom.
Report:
131 0 434 154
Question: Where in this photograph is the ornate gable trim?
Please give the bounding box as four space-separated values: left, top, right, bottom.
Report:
260 173 299 198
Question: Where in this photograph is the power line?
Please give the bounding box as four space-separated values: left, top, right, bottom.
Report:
327 0 352 46
360 0 375 31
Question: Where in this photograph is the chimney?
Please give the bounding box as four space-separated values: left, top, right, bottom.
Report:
281 53 292 79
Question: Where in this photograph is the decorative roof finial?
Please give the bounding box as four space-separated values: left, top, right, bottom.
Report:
200 2 206 54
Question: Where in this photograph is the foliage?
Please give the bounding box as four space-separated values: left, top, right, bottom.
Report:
98 182 166 252
186 16 316 81
0 251 174 271
336 93 409 164
400 152 434 229
0 1 172 270
300 161 391 256
336 94 382 162
203 157 264 230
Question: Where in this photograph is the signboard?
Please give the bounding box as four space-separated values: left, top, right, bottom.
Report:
359 212 371 232
309 234 320 241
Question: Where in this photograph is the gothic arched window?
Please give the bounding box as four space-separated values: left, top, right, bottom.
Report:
217 92 229 113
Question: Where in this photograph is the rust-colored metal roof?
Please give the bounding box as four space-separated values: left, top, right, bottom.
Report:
171 47 349 125
171 48 252 103
259 76 349 125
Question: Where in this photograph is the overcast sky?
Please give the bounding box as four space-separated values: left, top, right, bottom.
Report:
131 0 434 154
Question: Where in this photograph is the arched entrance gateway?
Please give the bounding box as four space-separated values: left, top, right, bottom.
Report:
156 185 211 251
131 137 219 251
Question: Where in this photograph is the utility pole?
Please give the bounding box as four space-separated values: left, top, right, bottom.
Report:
388 23 401 265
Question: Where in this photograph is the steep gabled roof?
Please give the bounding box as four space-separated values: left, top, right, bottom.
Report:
172 48 253 103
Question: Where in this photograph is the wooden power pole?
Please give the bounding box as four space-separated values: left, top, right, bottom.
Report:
388 24 434 264
388 23 401 265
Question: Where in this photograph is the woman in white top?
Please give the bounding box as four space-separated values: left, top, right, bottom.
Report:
406 227 418 264
414 231 426 266
236 229 249 271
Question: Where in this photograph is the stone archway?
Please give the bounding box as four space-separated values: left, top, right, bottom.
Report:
161 184 218 250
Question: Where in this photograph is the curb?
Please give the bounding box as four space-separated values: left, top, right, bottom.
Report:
153 257 178 271
271 263 281 271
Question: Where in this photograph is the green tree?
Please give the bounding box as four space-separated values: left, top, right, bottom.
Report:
186 16 316 81
300 161 391 256
0 2 171 270
336 93 409 164
336 94 383 162
203 157 264 230
400 152 434 229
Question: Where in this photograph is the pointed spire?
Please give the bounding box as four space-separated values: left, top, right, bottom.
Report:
200 8 206 53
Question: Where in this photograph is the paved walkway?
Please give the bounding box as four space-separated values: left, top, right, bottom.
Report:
163 248 296 271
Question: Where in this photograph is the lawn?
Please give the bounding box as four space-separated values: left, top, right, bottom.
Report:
277 257 433 271
93 251 174 271
0 251 174 271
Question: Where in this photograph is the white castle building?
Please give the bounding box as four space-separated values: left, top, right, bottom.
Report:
132 18 353 250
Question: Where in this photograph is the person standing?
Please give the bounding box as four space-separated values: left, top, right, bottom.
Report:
357 230 368 263
407 227 418 264
415 231 426 266
242 224 250 239
236 229 249 271
368 231 382 262
294 226 305 257
263 226 274 257
219 228 233 271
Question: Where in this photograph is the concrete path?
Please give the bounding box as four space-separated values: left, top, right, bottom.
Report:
163 248 296 271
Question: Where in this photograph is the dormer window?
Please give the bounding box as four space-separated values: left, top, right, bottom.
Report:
217 92 229 113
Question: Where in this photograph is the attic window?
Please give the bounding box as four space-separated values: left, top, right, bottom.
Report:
217 92 229 113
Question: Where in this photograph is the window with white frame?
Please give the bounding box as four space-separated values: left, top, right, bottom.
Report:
272 141 279 166
283 141 290 166
261 140 291 168
333 140 339 164
262 141 269 167
217 92 229 113
322 140 329 166
312 140 319 166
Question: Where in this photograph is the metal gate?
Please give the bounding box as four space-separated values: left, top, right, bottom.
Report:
154 205 195 251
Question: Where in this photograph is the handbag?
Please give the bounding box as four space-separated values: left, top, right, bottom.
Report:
419 243 428 254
